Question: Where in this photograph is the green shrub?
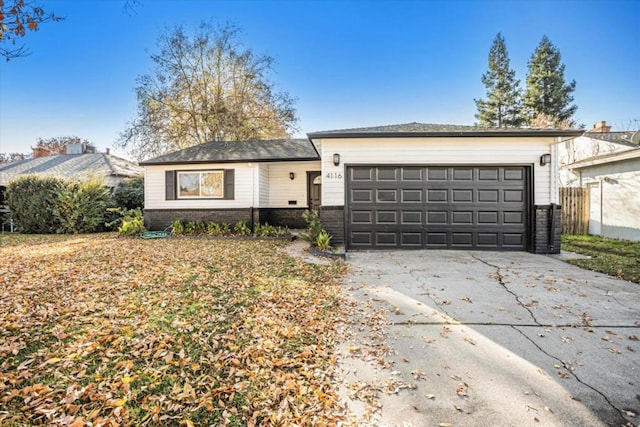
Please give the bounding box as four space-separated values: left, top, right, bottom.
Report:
5 175 65 233
118 208 146 236
54 177 113 233
185 221 206 235
220 222 231 235
234 220 251 236
316 230 332 250
206 221 222 235
302 210 323 243
113 177 144 210
171 220 185 235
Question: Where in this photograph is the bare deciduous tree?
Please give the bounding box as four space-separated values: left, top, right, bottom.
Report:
118 22 298 160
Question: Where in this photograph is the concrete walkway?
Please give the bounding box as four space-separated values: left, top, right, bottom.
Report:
336 250 639 426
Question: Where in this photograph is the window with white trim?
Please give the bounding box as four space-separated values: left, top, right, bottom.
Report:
177 171 224 198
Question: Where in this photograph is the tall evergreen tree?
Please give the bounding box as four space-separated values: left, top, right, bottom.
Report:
524 35 577 124
474 33 524 128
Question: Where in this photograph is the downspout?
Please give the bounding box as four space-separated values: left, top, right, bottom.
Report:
599 178 604 236
249 162 255 231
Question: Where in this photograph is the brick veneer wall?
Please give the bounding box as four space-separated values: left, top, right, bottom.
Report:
533 204 562 254
144 209 253 230
260 208 308 229
144 208 307 231
319 206 345 245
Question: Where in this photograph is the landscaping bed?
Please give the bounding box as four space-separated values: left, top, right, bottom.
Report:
561 234 640 284
0 234 348 425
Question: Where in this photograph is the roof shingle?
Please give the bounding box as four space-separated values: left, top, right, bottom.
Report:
307 122 584 138
139 139 320 165
0 153 142 186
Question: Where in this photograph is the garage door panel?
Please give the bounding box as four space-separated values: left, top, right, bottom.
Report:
347 166 529 250
427 189 448 202
477 233 499 246
351 189 373 202
452 189 473 202
401 189 423 202
402 211 423 224
427 211 447 224
426 232 448 247
504 211 524 224
451 232 473 246
402 168 423 181
478 211 499 224
504 189 524 202
452 168 473 181
478 190 499 202
479 168 499 180
351 231 373 246
376 167 398 181
376 211 397 224
376 189 397 202
452 211 473 224
351 168 373 181
401 232 422 246
503 233 525 247
504 168 524 180
376 232 397 246
351 211 372 224
427 168 448 180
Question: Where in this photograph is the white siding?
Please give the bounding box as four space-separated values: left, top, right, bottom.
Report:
265 162 321 208
579 159 640 241
317 136 556 206
144 161 321 210
258 164 269 206
144 163 258 209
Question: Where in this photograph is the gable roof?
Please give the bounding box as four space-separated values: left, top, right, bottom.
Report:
307 122 584 139
139 139 320 166
0 153 143 186
583 131 639 147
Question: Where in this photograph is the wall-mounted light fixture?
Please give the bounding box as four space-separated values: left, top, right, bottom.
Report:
289 172 295 180
333 153 340 166
540 153 551 166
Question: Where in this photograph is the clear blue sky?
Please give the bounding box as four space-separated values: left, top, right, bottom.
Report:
1 0 638 160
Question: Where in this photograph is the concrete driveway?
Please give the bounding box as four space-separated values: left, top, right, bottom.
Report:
337 250 639 426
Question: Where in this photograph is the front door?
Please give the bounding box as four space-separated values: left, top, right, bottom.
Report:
307 171 321 211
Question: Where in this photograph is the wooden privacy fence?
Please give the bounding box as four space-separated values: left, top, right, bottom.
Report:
559 187 589 235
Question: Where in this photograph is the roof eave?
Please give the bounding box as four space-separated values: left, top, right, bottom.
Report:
139 156 321 166
568 149 640 169
307 130 584 139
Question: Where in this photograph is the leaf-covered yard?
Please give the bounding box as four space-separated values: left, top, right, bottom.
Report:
0 234 348 425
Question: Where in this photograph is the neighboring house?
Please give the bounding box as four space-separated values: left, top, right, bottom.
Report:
558 121 640 241
0 152 143 207
141 123 583 254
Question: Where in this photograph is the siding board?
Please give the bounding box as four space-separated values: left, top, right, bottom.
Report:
318 137 554 206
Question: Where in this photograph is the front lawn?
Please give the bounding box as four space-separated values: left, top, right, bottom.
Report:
0 234 347 425
561 234 640 284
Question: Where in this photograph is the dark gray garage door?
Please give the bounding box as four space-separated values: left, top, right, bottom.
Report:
347 166 529 250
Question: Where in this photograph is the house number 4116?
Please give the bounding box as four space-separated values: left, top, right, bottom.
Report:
325 172 343 179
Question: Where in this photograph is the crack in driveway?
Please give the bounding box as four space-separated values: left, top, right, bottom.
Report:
471 253 542 326
470 253 630 424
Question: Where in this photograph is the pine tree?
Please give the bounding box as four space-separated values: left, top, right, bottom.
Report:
524 35 577 125
474 33 524 128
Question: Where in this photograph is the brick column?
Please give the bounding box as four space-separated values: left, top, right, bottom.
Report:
319 206 345 245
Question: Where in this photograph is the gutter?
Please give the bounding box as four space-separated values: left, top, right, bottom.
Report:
307 130 584 139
